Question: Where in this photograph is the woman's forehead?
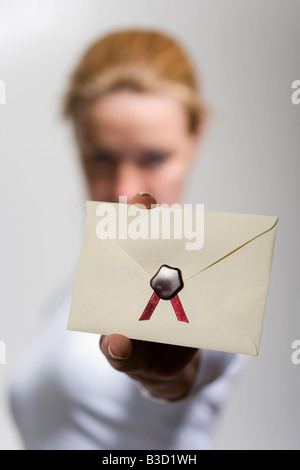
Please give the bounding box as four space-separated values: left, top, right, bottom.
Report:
78 90 190 147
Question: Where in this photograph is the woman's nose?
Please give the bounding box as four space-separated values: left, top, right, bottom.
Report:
113 161 148 202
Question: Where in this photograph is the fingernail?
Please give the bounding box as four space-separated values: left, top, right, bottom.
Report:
130 192 157 209
108 344 128 360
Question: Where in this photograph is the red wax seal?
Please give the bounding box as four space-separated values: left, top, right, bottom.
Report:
139 265 189 323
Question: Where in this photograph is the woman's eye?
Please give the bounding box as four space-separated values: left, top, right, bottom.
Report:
89 150 117 167
138 151 169 168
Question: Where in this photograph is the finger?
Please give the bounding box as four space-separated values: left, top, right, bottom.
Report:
146 342 199 376
100 334 150 373
100 334 132 360
129 192 157 209
100 333 198 377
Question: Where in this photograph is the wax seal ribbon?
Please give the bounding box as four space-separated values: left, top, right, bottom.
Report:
139 265 189 323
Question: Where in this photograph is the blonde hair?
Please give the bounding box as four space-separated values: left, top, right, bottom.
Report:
63 29 207 134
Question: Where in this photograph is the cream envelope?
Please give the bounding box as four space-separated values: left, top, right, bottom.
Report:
67 201 278 356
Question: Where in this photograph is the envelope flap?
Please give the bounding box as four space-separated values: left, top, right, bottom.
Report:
181 211 278 280
86 201 278 280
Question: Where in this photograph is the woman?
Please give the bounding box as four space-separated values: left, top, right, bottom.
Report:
9 29 242 450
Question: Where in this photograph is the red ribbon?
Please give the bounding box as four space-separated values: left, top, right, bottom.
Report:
139 292 189 323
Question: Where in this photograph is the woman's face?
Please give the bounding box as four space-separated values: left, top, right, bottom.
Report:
76 90 201 205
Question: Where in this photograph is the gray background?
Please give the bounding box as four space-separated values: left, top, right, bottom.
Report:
0 0 299 449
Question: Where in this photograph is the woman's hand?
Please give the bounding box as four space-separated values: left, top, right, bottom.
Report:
100 334 200 401
99 192 200 401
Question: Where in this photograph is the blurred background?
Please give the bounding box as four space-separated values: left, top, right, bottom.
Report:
0 0 299 449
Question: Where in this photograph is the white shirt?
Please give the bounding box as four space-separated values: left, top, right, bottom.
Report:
8 287 245 450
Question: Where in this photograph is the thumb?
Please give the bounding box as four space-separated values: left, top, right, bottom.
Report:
129 191 157 209
99 334 150 374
